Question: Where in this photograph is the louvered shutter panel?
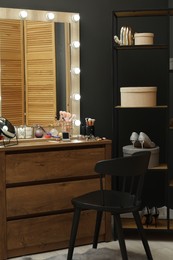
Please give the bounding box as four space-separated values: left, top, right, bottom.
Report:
0 19 24 125
24 20 56 126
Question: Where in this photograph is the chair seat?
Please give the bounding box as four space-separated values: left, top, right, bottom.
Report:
72 190 140 214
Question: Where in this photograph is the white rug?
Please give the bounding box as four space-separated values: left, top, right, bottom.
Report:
19 247 146 260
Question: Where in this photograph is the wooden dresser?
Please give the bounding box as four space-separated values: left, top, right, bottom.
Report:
0 139 112 259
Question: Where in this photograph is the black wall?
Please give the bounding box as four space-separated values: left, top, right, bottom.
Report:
0 0 168 139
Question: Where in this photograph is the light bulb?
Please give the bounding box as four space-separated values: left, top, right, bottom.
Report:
73 94 81 100
71 68 81 75
74 120 81 126
46 12 55 21
19 10 28 19
71 41 80 48
72 14 80 22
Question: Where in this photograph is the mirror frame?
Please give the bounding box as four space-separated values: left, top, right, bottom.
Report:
0 7 80 135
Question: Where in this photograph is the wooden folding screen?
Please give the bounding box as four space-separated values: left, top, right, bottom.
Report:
24 21 56 126
0 20 24 125
0 20 56 126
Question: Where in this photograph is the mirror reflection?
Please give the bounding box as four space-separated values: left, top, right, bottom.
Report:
0 8 80 135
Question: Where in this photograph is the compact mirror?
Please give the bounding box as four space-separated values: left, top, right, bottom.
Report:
0 117 16 139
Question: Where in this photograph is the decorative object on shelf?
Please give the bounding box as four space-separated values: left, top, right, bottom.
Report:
120 86 157 107
123 145 159 169
134 32 154 45
130 131 156 149
114 26 134 46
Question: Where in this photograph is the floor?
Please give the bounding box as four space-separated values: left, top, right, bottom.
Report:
9 231 173 260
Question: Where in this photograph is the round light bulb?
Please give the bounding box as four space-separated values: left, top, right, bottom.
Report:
71 41 80 48
71 68 81 75
72 14 80 22
46 12 55 21
73 94 81 100
19 10 28 19
74 120 81 126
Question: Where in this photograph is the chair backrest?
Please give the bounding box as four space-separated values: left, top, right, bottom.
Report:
95 151 150 205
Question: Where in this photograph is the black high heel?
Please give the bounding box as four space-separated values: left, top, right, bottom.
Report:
150 207 159 227
141 206 153 227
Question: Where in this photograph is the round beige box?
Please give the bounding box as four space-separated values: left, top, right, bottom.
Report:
120 86 157 107
134 33 154 45
123 145 160 169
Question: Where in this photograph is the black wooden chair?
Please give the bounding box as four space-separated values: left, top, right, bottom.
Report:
67 151 153 260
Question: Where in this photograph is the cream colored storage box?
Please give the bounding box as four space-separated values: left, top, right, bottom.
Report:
123 145 160 169
120 86 157 107
134 33 154 45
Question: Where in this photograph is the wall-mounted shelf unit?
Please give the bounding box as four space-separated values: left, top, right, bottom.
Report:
112 8 173 231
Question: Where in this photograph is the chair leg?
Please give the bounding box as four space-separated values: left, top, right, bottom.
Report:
67 207 81 260
133 211 153 260
93 211 103 248
113 214 118 241
113 214 128 260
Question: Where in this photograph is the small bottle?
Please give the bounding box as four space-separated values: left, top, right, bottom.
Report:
35 125 43 138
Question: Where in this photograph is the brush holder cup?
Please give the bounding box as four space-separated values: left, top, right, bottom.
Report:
86 125 95 136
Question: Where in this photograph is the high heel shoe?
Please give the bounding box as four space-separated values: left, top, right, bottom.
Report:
138 132 156 149
141 206 153 227
150 207 159 227
130 132 140 147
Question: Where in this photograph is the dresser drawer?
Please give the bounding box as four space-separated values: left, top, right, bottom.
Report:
7 210 108 257
6 147 105 184
7 178 101 217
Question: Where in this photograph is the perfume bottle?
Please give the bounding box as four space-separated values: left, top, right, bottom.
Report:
35 125 43 138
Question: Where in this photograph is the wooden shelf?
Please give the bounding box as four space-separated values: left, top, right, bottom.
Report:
115 105 168 109
114 45 168 50
168 220 173 229
122 218 168 230
114 9 171 18
149 164 168 171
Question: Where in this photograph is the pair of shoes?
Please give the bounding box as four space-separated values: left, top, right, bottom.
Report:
141 206 159 227
130 132 156 149
150 206 159 227
141 207 153 227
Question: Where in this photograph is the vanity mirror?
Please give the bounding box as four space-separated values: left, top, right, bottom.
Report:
0 7 80 135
